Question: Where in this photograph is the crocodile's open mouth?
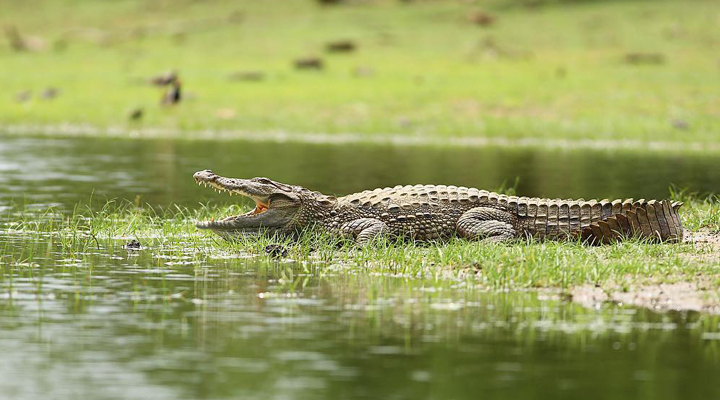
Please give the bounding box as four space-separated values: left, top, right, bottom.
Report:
194 176 271 225
193 170 299 233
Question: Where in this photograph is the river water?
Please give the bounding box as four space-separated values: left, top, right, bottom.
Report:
1 135 719 399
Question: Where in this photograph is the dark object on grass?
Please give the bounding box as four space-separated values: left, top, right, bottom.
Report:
468 11 496 27
4 25 45 52
128 108 144 121
124 239 142 250
671 119 689 130
228 70 266 82
294 57 324 70
624 53 665 65
193 170 685 245
162 80 182 105
326 40 356 53
264 244 288 258
5 25 28 51
15 90 31 103
227 10 245 24
316 0 344 5
149 70 178 86
41 87 59 100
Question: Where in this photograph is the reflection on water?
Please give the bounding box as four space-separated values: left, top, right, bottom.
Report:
1 136 720 210
1 135 720 399
1 236 718 400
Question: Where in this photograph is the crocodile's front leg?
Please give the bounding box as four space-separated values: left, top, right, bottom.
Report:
456 207 517 242
340 218 389 245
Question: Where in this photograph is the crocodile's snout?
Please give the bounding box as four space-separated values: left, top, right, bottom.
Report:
193 169 217 183
193 171 305 236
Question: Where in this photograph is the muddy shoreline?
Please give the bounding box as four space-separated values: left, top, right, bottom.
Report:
571 231 720 314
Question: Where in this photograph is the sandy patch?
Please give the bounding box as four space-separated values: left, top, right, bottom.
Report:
571 282 719 314
681 229 720 265
571 231 720 314
685 230 720 247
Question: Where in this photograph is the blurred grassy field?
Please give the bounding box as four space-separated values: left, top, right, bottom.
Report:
0 0 717 142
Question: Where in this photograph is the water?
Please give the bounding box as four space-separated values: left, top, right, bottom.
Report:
2 136 720 209
1 135 719 399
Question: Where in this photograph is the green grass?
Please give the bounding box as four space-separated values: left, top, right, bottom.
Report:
2 196 718 291
0 0 718 143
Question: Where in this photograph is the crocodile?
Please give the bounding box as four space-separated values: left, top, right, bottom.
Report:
193 170 684 245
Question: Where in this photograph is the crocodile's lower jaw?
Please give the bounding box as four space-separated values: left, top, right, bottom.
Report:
197 201 270 227
195 219 288 234
195 186 274 230
195 203 299 235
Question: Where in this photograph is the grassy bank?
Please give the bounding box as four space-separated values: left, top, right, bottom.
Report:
2 196 718 312
1 0 717 142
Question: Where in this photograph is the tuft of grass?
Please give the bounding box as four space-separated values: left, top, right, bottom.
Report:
669 187 720 232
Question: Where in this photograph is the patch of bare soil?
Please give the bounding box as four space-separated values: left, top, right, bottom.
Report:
681 229 720 265
685 229 720 247
572 230 720 314
571 283 720 314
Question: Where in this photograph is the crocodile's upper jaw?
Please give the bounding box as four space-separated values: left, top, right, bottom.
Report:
193 170 300 234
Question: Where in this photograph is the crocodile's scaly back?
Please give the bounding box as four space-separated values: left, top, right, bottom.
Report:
193 171 684 244
339 186 683 243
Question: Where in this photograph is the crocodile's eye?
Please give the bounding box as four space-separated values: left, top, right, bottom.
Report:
252 177 293 192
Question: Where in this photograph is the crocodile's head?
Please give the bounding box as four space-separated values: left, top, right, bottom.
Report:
193 170 334 238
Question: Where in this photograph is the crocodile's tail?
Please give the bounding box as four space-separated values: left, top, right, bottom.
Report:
581 199 684 244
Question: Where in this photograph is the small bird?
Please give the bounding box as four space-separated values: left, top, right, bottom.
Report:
468 11 496 27
325 40 356 53
41 87 59 100
294 57 324 70
128 107 144 121
161 79 181 105
15 90 31 103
